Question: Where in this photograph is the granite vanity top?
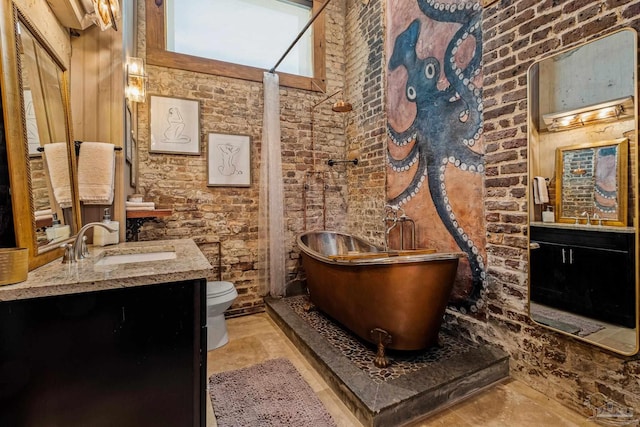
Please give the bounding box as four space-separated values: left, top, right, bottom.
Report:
530 221 635 234
0 239 212 302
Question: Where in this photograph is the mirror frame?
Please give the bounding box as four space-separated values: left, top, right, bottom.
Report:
0 0 81 270
555 138 629 227
527 28 639 355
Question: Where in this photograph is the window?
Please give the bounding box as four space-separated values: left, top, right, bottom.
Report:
146 0 326 91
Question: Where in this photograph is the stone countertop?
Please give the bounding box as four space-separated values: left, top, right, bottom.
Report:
0 239 212 302
530 221 635 234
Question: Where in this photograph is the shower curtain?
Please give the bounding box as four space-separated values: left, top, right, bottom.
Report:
258 72 286 297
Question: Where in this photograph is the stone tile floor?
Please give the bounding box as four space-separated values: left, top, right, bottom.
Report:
207 313 600 426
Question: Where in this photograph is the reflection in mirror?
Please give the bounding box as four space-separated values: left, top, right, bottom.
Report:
18 16 75 252
527 28 638 355
0 0 80 270
556 138 628 226
16 21 72 251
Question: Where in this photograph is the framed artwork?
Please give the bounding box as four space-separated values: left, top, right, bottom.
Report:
555 138 628 226
125 104 132 163
207 133 251 187
23 89 41 156
130 137 137 188
149 95 200 155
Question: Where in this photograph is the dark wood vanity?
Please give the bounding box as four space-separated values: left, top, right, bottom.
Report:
0 280 206 427
0 239 210 427
530 224 635 328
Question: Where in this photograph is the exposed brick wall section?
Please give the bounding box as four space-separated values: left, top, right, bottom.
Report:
443 0 640 417
135 0 348 317
344 0 387 246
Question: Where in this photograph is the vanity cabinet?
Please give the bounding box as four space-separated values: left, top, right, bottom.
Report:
0 279 206 427
530 225 635 328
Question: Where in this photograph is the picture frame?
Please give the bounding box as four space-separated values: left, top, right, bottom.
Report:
125 104 132 163
130 136 137 188
207 133 251 187
149 95 200 155
555 138 628 226
23 89 41 157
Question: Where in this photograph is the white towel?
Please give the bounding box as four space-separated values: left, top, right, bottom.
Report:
78 142 115 205
125 201 155 208
125 201 155 211
43 143 72 208
34 208 52 217
533 176 549 205
125 206 156 211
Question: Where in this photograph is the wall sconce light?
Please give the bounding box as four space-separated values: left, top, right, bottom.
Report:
126 57 147 103
543 96 634 131
90 0 121 31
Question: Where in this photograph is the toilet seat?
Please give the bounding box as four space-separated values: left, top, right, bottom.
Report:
207 281 236 299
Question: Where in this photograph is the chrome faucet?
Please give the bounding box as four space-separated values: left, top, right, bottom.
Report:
592 212 602 226
581 211 591 225
383 205 416 251
383 205 399 251
64 222 118 263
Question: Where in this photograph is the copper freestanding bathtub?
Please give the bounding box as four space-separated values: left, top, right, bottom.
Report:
297 231 463 366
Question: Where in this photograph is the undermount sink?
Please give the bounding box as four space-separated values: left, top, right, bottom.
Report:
94 245 177 266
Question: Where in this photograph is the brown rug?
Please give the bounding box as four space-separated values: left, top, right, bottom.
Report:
209 358 337 427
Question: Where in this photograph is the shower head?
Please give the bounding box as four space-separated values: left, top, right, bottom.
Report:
312 87 353 113
331 99 353 113
332 99 352 113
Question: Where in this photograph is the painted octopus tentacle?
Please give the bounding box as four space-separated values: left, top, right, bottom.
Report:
387 122 418 147
387 142 420 172
387 152 429 207
444 146 484 174
416 0 480 25
458 16 482 81
444 16 483 142
431 159 486 307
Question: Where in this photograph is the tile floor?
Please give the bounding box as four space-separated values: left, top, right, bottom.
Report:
206 313 600 427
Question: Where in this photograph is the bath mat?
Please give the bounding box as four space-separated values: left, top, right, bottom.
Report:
208 358 337 427
531 304 605 337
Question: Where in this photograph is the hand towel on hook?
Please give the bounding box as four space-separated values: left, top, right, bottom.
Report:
43 142 72 208
533 176 549 205
78 142 115 205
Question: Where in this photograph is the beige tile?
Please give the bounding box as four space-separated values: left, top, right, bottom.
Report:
408 408 471 426
207 335 268 374
444 380 594 427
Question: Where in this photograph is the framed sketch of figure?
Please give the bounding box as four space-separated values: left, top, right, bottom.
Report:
207 133 251 187
149 95 200 155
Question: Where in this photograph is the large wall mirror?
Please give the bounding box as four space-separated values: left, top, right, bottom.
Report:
528 28 639 355
0 1 80 269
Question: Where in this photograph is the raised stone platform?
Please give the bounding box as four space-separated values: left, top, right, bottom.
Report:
266 296 509 427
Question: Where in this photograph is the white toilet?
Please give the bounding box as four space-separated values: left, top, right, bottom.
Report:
206 281 238 350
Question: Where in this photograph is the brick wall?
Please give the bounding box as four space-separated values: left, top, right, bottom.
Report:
345 0 388 245
457 0 640 416
135 0 349 316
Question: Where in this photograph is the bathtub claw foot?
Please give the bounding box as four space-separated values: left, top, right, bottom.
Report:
370 328 392 368
303 299 316 313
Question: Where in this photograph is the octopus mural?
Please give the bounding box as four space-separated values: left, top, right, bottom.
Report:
386 0 485 312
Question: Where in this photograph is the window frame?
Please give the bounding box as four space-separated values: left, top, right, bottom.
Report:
145 0 326 92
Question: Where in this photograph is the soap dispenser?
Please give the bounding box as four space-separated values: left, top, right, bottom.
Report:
93 208 119 246
45 213 71 243
542 206 555 223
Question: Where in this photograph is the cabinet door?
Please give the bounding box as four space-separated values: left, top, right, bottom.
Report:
571 246 635 327
530 242 572 308
0 280 206 427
